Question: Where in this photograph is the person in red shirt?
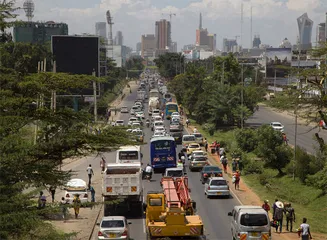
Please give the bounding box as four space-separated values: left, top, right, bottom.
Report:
233 170 240 190
262 200 270 212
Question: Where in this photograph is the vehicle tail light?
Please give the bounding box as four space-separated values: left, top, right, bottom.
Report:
122 229 128 236
98 231 103 236
84 194 88 198
208 186 210 190
66 194 70 198
203 173 208 177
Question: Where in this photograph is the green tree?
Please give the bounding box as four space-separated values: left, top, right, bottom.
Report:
235 128 258 152
154 52 184 78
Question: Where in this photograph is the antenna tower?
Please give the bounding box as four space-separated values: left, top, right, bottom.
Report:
250 5 252 48
23 0 35 22
106 10 114 58
241 1 243 48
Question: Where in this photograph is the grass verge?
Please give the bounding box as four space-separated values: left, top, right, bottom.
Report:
187 118 327 234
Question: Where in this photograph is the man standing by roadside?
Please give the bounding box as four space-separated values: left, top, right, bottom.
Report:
100 157 106 172
298 218 313 240
49 185 56 203
285 203 295 232
274 201 285 233
232 159 237 172
86 164 94 186
89 185 96 203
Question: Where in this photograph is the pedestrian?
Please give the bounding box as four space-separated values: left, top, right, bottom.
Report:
204 139 208 152
186 118 190 127
72 194 81 219
86 164 94 186
100 157 106 172
233 170 240 190
38 191 46 209
272 199 278 216
216 142 220 155
193 127 198 133
219 146 224 157
262 200 270 212
285 203 296 232
221 156 228 173
238 158 244 173
178 151 183 160
49 185 56 202
89 185 96 202
60 197 68 220
232 159 237 172
274 201 285 233
298 218 313 240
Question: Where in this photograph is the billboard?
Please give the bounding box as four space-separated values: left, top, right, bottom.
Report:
265 48 291 79
52 35 100 95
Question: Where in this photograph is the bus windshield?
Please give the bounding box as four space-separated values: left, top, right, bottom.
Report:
152 140 171 150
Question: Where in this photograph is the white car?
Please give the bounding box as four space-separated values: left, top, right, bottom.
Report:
130 106 141 115
115 120 124 126
270 122 284 132
131 122 141 129
154 126 165 133
64 179 88 204
153 131 165 137
97 216 131 240
152 121 164 131
152 109 161 116
171 112 180 118
120 106 128 113
135 111 145 119
151 115 162 122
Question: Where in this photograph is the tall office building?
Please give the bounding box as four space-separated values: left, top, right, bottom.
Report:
14 21 68 43
317 23 326 47
171 42 177 53
141 34 156 58
223 38 238 52
95 22 107 40
252 35 261 48
155 19 171 55
115 31 123 45
297 13 313 50
207 34 216 51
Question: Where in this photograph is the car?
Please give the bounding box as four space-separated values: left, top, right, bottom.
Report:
182 135 196 150
134 101 143 108
200 165 223 184
204 177 230 198
270 122 284 132
64 178 88 204
169 122 182 132
162 168 185 180
135 111 145 119
189 151 208 171
170 131 183 144
97 216 131 240
115 120 124 126
132 129 144 142
170 117 180 124
130 106 141 115
186 143 201 156
127 117 138 126
131 122 141 129
120 106 128 113
153 131 165 137
152 121 164 131
152 115 162 122
154 126 165 133
192 132 204 146
152 109 161 116
171 112 180 118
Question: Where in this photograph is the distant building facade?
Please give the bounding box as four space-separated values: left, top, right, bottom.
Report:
317 23 325 47
223 38 238 52
183 44 195 51
297 13 313 50
95 22 107 40
115 31 123 45
141 34 156 58
14 21 68 43
155 19 171 55
279 38 292 48
253 35 261 48
171 42 177 52
112 45 127 67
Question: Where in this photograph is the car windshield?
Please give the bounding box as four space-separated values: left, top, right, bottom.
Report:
167 170 183 177
272 123 282 127
116 120 123 123
240 214 268 227
194 157 206 161
193 152 204 156
210 180 227 186
193 133 202 138
183 136 195 141
155 122 164 126
119 151 138 160
189 144 199 148
101 220 125 228
203 166 221 172
153 140 171 150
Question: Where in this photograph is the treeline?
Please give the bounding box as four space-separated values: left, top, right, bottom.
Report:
156 53 265 129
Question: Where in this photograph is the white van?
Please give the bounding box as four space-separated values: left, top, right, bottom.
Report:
228 205 271 240
64 178 88 204
116 146 142 164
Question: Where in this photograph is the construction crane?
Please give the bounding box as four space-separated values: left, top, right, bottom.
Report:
162 11 176 23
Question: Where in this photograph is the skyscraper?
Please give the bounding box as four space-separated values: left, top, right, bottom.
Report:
141 34 156 58
317 23 326 47
115 31 123 45
297 13 313 50
223 38 238 52
95 22 107 40
155 19 171 55
253 35 261 48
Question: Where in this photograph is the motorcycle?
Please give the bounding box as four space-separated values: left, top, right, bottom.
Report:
146 120 150 128
142 169 152 180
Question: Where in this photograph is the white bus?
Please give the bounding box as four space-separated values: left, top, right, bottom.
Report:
116 146 142 164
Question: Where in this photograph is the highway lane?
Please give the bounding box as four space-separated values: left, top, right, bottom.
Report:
246 105 327 154
102 86 241 240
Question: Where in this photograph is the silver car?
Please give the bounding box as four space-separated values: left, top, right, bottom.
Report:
97 216 131 240
204 177 230 198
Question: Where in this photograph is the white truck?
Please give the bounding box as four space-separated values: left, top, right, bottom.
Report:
102 162 143 217
148 97 160 115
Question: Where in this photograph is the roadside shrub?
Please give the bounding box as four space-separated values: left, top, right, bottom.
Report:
203 123 215 136
258 173 270 185
235 128 258 152
295 146 316 183
244 160 264 175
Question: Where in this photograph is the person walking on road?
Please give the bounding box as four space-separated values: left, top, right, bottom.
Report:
221 156 228 173
186 118 190 127
49 185 56 202
272 199 279 216
38 191 46 209
232 159 237 172
285 203 296 232
100 157 106 172
238 159 244 173
89 185 96 203
204 138 208 152
262 200 270 212
298 218 313 240
60 197 69 220
86 164 94 186
273 201 285 233
73 194 81 219
233 171 240 190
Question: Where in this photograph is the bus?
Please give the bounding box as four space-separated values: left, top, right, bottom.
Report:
149 89 160 99
116 146 142 164
150 136 177 170
163 92 172 104
165 102 179 120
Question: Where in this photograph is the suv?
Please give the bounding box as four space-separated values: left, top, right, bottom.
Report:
227 206 271 240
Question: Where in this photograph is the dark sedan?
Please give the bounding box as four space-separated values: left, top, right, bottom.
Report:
200 165 223 184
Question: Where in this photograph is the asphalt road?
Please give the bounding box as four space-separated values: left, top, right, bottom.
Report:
88 86 241 240
246 105 327 154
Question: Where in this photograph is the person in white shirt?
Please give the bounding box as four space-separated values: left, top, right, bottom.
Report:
86 164 94 186
299 218 312 240
144 164 153 181
193 127 197 133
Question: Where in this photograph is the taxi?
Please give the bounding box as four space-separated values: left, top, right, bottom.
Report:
186 143 201 156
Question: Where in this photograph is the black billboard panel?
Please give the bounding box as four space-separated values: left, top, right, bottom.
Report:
52 36 100 95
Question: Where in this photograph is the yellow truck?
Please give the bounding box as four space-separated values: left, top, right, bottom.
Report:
144 177 205 240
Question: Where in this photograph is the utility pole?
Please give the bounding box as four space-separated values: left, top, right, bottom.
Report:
241 64 244 129
93 70 97 122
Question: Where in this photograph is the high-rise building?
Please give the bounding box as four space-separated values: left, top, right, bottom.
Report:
195 13 215 51
95 22 107 40
297 13 313 50
317 23 326 47
155 19 171 55
223 38 238 52
115 31 123 45
141 34 156 58
252 35 261 48
13 21 68 43
171 42 177 52
207 34 216 51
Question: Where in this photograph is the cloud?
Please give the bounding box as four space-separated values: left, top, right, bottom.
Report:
286 0 320 12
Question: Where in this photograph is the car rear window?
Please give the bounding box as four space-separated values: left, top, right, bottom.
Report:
101 220 125 228
240 214 268 226
203 166 221 172
116 120 124 123
183 136 196 141
189 144 199 148
194 157 206 161
210 180 227 186
155 122 164 126
167 170 183 177
193 133 202 138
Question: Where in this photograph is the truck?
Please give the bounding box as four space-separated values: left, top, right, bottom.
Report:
144 177 204 240
102 162 143 217
148 97 159 115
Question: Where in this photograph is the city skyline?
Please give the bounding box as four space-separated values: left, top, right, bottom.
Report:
13 0 327 50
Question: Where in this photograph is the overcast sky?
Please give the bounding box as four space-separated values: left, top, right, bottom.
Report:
14 0 327 50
